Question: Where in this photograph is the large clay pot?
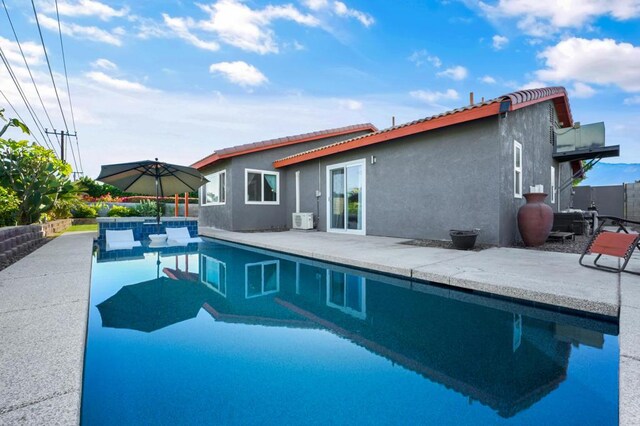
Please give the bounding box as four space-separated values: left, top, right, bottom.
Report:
517 193 553 247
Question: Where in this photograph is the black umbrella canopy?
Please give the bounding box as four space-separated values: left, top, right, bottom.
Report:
96 277 211 333
96 160 208 196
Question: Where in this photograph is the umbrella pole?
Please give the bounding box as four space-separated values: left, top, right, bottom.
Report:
155 162 160 235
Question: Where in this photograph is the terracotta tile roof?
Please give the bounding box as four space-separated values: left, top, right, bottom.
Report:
192 123 378 169
273 87 573 168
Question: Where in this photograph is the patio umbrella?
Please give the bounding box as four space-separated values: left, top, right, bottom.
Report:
96 159 208 232
96 276 210 333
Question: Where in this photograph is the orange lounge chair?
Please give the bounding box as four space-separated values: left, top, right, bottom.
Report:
579 216 640 274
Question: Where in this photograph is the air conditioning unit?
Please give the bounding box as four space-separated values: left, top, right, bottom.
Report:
292 212 314 230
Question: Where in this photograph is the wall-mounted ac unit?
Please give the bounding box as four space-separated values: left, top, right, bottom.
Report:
292 212 314 230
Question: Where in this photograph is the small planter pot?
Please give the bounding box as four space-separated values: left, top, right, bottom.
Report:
450 230 479 250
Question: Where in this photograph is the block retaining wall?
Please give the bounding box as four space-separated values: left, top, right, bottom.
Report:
0 219 72 266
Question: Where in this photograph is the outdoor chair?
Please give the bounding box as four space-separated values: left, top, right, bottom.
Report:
579 216 640 274
106 229 142 251
165 227 203 246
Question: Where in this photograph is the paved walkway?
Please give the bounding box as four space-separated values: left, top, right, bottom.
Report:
0 231 94 425
201 228 640 425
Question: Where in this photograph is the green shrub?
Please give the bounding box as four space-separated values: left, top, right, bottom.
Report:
0 186 19 226
107 205 137 217
132 200 161 217
71 203 97 218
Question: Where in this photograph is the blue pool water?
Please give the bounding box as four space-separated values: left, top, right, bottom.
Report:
82 239 619 425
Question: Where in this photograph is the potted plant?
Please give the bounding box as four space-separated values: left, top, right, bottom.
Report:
449 229 480 250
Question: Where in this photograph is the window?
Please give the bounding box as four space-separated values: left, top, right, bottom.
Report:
550 165 556 203
245 260 280 298
326 271 366 319
201 170 226 205
514 141 522 198
200 254 226 296
245 169 279 204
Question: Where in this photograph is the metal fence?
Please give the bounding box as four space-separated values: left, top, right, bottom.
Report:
573 183 640 220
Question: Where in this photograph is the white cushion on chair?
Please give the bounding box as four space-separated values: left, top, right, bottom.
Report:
165 227 191 240
106 229 141 251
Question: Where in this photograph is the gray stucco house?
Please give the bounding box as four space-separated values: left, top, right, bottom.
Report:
194 87 619 246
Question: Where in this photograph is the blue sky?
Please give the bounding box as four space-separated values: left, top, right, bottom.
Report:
0 0 639 178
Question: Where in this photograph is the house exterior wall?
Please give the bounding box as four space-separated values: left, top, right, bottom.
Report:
497 100 570 246
198 131 372 231
198 158 233 230
284 117 503 245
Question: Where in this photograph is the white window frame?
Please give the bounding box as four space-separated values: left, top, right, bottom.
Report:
326 158 366 235
245 168 280 205
245 260 280 299
325 271 367 320
550 165 556 204
201 169 226 206
514 141 523 199
199 254 227 297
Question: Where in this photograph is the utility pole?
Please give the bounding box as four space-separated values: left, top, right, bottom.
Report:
45 128 76 163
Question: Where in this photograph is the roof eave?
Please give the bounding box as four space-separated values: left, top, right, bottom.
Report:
274 102 502 168
192 124 378 170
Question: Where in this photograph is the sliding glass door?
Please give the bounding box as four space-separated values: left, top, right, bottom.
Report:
327 159 365 234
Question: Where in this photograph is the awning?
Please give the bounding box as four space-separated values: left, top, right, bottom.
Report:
553 145 620 162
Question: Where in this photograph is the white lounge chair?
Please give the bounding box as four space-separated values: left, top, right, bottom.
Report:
106 229 142 251
165 227 203 245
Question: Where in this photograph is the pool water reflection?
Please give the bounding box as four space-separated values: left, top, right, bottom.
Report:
82 239 619 425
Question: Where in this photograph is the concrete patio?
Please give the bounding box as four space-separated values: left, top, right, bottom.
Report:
0 228 639 424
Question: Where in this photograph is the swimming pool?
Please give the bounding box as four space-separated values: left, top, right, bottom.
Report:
82 239 619 425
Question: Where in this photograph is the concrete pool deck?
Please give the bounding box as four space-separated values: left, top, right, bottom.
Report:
0 231 94 425
0 228 638 424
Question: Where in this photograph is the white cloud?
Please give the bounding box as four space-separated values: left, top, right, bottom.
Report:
408 50 441 67
535 38 640 92
160 0 319 55
303 0 374 27
571 82 596 98
40 0 128 21
520 80 547 90
624 95 640 105
0 36 43 68
333 1 375 26
85 71 152 92
37 13 123 45
209 61 268 87
437 65 468 80
162 14 220 51
410 89 459 104
492 34 508 50
304 0 329 10
337 99 363 110
480 75 496 84
479 0 640 36
0 37 60 121
91 58 117 71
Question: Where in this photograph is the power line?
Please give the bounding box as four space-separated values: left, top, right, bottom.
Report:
30 0 69 133
0 46 55 152
53 0 82 174
54 0 76 132
0 88 44 147
1 0 56 132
